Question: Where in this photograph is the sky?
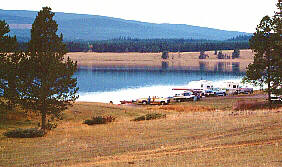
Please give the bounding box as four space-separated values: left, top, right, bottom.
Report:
1 0 278 33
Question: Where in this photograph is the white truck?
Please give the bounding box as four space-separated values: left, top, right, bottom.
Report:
270 94 282 103
173 91 196 102
136 96 170 105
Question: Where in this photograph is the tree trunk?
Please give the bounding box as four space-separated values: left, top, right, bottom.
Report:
41 110 46 131
268 80 272 109
267 55 272 109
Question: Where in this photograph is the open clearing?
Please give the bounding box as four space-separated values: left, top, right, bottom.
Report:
65 49 254 72
0 95 281 167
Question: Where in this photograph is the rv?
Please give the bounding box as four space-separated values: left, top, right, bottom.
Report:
188 80 214 90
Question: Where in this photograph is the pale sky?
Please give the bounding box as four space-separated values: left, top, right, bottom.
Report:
1 0 278 33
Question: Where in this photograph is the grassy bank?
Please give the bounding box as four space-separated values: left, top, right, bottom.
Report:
0 95 281 166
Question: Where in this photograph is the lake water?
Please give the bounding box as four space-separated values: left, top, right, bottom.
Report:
75 62 246 104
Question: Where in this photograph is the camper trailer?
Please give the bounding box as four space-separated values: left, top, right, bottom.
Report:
224 82 239 90
188 80 214 90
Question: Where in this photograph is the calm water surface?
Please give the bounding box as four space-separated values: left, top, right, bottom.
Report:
75 62 245 103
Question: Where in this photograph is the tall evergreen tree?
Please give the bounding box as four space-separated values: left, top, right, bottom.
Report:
20 7 78 130
0 20 20 110
243 1 281 107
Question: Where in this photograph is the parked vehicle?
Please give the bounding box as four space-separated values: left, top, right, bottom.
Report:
188 80 214 90
136 96 170 105
270 94 282 103
234 88 254 95
173 91 195 102
204 90 215 97
212 88 227 96
224 82 239 89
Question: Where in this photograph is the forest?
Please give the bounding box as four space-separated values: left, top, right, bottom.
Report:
18 35 251 53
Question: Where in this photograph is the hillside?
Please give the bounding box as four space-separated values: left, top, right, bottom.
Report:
0 9 251 41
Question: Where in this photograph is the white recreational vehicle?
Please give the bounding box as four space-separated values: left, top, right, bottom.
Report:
224 82 239 90
187 80 214 90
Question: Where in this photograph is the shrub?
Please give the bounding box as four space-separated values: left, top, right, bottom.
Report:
132 113 166 121
3 128 46 138
83 116 115 125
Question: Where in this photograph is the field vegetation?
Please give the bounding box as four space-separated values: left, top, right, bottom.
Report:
1 94 281 166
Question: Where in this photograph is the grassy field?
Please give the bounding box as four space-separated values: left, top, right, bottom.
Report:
65 49 254 72
0 95 281 167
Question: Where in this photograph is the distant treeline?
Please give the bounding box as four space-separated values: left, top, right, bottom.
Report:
19 37 251 53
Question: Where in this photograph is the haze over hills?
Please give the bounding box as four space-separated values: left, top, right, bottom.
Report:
0 9 251 42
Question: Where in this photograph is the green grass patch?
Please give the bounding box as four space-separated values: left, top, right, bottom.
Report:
3 128 46 138
132 113 166 121
83 115 115 125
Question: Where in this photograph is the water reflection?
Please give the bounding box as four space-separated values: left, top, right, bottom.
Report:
232 62 240 73
198 61 241 74
75 65 244 93
199 62 206 71
78 61 243 73
214 62 224 72
161 61 168 70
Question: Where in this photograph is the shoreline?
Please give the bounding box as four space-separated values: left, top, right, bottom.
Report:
76 78 253 104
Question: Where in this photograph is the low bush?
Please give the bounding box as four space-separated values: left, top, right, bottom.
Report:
133 113 166 121
83 116 115 125
3 128 46 138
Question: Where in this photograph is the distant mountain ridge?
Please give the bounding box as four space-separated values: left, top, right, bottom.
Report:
0 9 251 41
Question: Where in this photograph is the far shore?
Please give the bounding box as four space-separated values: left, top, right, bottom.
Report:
65 49 254 72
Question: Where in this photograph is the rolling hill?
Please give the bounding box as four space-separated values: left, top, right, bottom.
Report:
0 9 251 41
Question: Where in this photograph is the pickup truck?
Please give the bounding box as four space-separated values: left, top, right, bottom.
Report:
234 88 254 95
211 88 227 96
204 90 215 97
270 94 282 103
136 96 170 105
173 91 196 102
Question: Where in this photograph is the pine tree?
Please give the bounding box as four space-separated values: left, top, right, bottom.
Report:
0 20 20 110
162 51 169 59
20 7 78 131
199 50 208 59
243 1 281 107
217 51 224 59
232 49 240 59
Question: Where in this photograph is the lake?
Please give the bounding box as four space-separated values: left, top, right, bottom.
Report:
75 62 246 104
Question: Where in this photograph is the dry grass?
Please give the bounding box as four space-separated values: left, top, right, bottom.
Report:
0 95 281 167
65 49 254 72
159 104 215 112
